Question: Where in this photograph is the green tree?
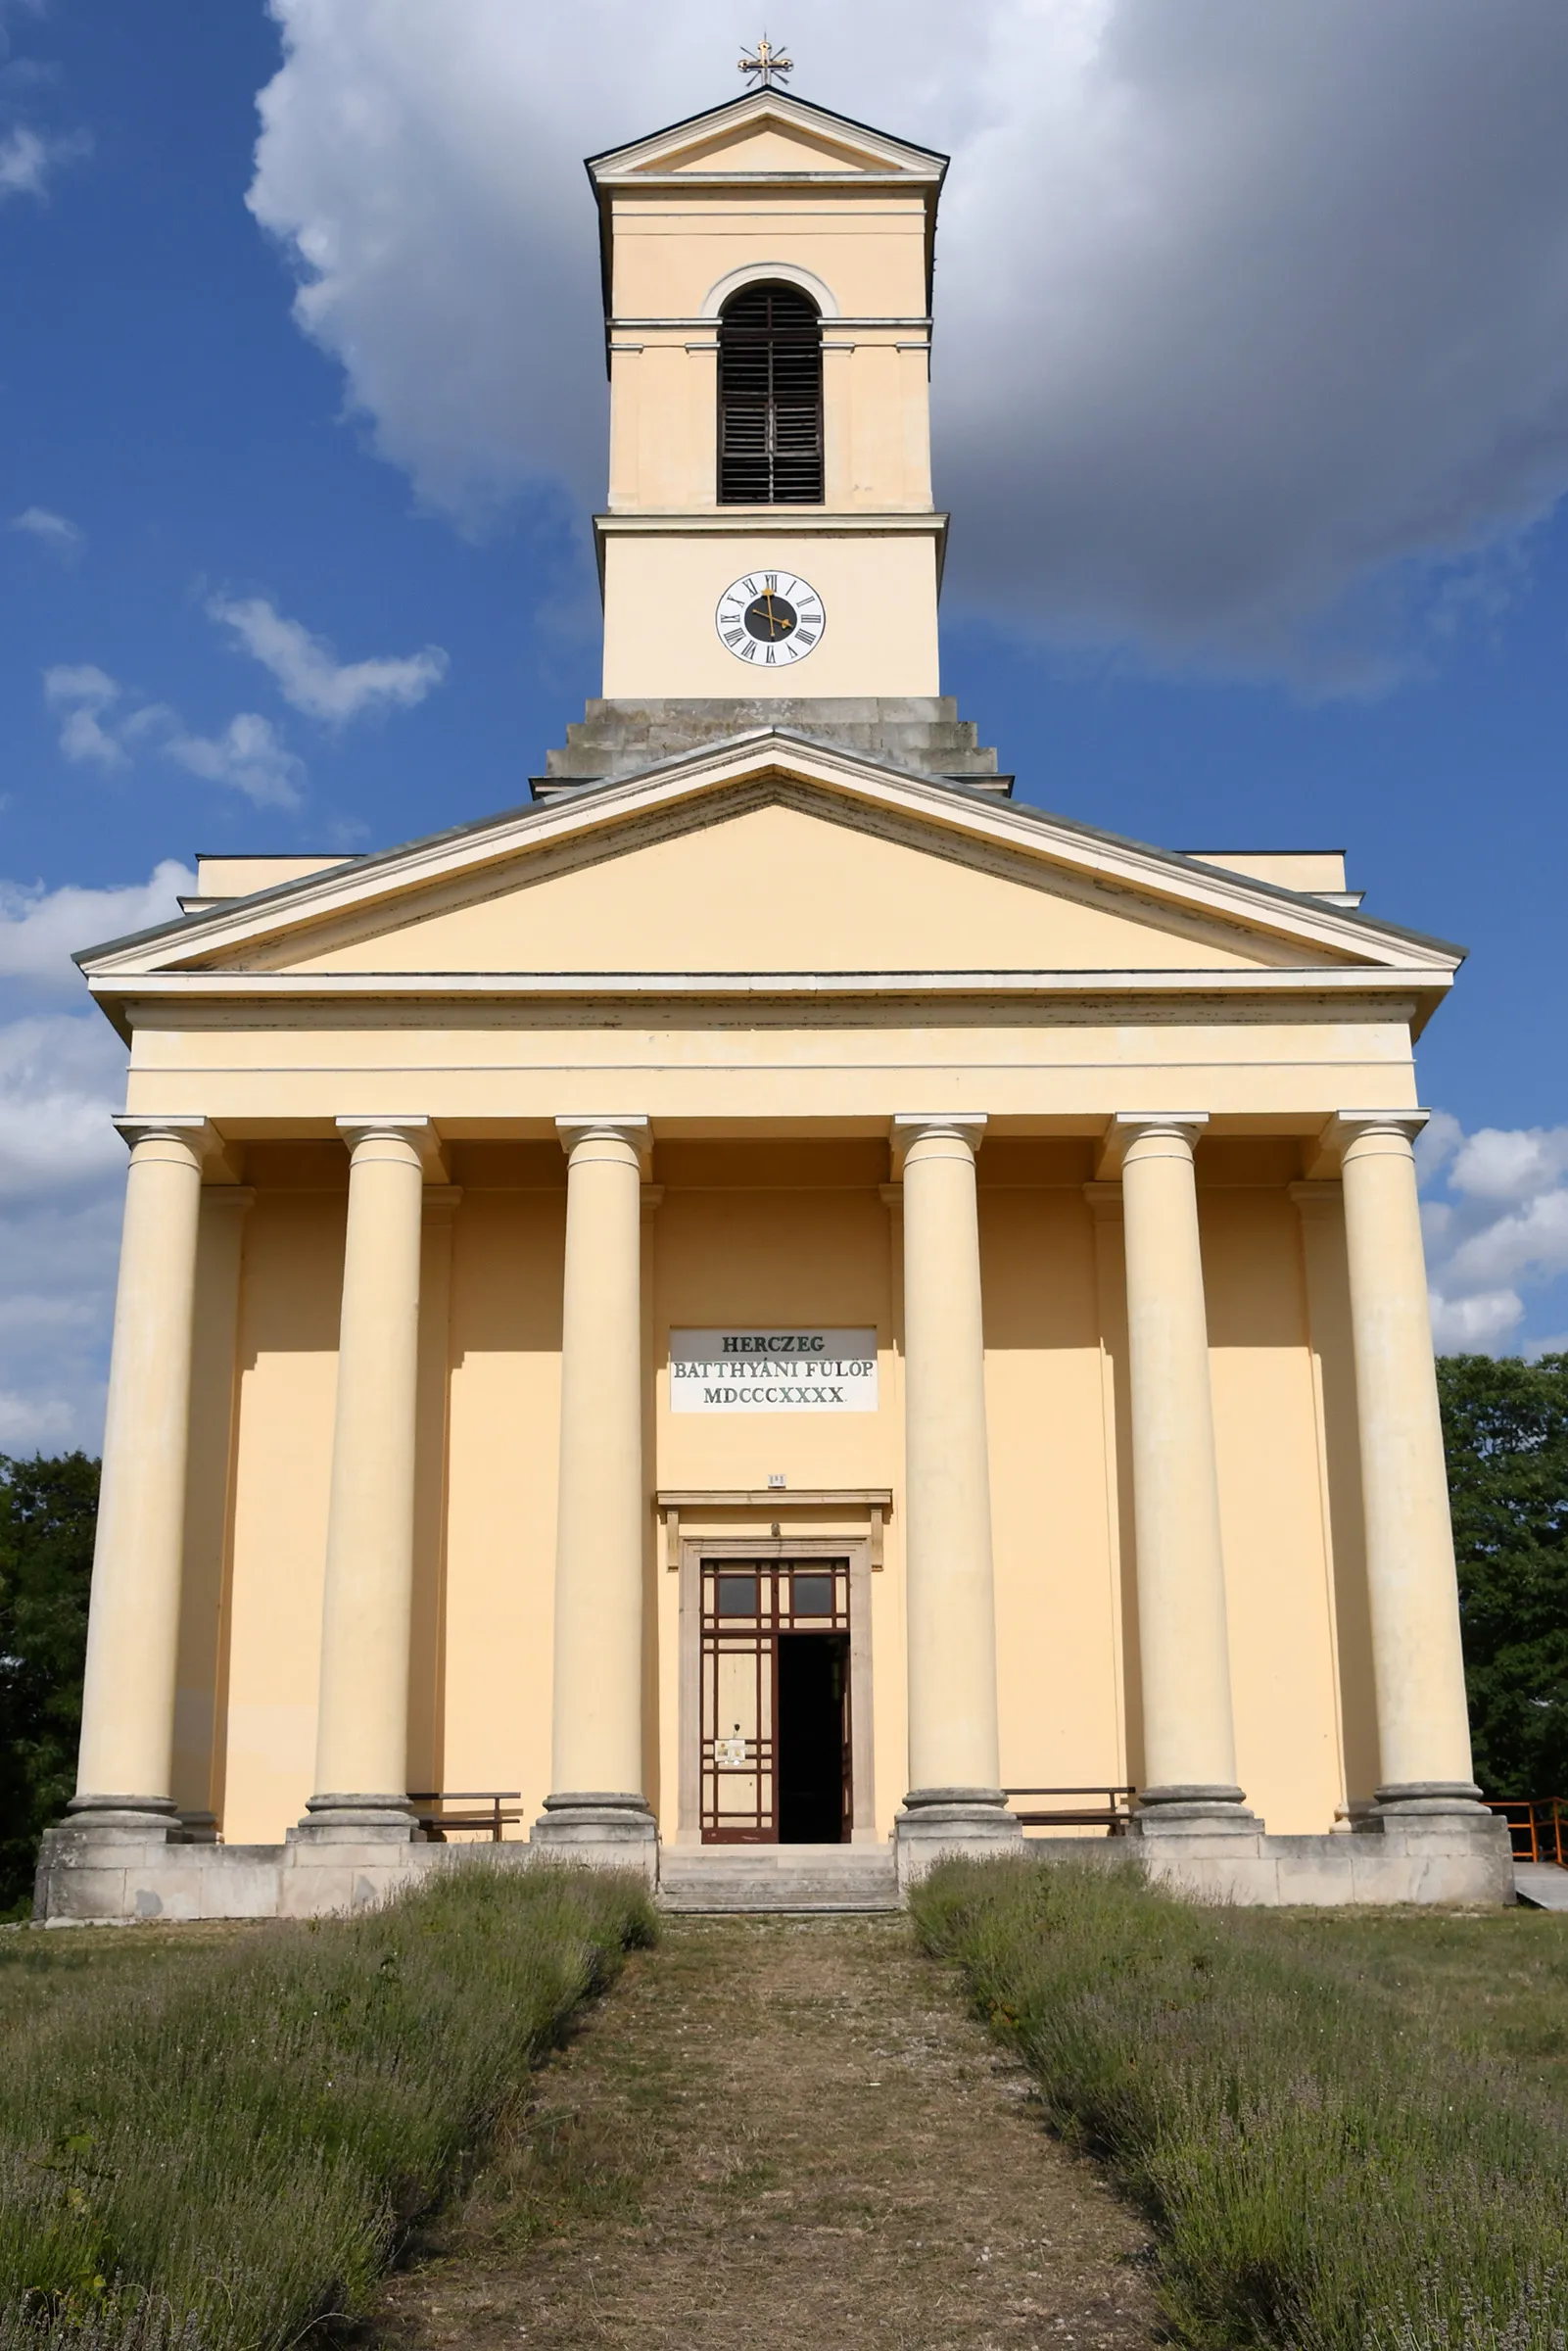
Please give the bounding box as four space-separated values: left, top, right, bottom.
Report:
1439 1353 1568 1799
0 1451 99 1915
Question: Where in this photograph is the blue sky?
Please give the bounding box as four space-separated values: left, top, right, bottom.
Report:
2 0 1567 1447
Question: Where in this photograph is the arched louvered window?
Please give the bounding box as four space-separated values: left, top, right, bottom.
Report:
718 282 824 504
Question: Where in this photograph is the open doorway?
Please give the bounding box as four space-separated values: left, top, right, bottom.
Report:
699 1558 852 1843
778 1630 849 1842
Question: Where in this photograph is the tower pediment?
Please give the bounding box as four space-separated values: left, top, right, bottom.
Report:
588 92 947 187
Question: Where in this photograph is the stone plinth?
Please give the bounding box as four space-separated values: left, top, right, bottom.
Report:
32 1810 1514 1922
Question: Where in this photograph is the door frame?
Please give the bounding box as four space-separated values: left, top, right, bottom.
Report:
678 1532 877 1843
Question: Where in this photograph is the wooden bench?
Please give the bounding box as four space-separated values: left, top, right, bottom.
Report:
1004 1786 1137 1836
407 1791 523 1844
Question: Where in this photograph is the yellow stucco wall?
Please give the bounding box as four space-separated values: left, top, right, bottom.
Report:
220 1176 343 1843
199 1133 1372 1847
601 531 942 699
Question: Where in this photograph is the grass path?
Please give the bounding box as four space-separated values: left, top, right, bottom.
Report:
374 1914 1157 2351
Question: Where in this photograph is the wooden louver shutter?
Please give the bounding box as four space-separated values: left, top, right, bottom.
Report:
718 285 824 504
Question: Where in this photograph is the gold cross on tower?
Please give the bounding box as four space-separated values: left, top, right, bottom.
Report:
738 35 793 89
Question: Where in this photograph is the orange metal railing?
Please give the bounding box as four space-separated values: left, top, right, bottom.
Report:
1486 1797 1568 1866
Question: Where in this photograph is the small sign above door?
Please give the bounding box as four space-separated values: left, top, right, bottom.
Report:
670 1329 879 1414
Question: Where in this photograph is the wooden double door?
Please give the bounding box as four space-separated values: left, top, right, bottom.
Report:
699 1557 852 1844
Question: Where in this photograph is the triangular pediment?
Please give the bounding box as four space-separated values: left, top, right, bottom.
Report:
588 93 947 187
659 120 884 176
77 736 1460 1029
174 790 1362 980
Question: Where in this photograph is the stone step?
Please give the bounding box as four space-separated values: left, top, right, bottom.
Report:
658 1842 901 1913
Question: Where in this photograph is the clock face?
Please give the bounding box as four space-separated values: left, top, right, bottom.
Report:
715 571 826 667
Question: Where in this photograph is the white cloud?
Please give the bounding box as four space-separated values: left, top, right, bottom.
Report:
209 594 449 723
0 860 193 992
0 1011 126 1206
44 662 125 769
10 504 83 554
1442 1188 1568 1296
1448 1125 1568 1206
0 1390 78 1452
0 121 85 204
40 665 308 807
162 712 305 808
248 0 1568 682
0 1148 123 1454
1429 1288 1526 1357
1421 1117 1568 1356
0 849 190 1448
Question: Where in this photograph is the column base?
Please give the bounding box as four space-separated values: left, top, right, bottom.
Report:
1132 1785 1259 1836
1368 1780 1488 1819
290 1793 420 1844
894 1788 1023 1887
531 1793 659 1876
61 1793 183 1843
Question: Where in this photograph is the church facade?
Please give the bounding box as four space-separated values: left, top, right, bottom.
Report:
38 87 1509 1919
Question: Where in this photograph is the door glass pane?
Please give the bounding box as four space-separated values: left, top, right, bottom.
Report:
717 1572 759 1616
792 1572 835 1617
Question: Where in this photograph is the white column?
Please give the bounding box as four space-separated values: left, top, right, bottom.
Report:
1116 1114 1251 1829
891 1115 1019 1862
533 1116 655 1858
301 1117 432 1834
1336 1112 1482 1813
71 1116 214 1833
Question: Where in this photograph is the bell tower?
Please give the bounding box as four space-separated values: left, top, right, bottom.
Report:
534 83 1007 795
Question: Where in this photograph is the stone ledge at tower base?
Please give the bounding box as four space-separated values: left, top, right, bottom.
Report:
32 1811 1516 1923
532 697 1012 795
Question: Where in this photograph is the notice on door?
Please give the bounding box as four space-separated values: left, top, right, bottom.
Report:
669 1329 878 1414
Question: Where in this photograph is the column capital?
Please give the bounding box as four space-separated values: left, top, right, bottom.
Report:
1328 1108 1429 1154
556 1114 651 1169
1096 1112 1208 1177
890 1113 987 1167
336 1112 439 1149
112 1113 221 1160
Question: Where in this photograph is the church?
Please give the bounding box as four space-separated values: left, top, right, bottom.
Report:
37 79 1509 1920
